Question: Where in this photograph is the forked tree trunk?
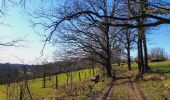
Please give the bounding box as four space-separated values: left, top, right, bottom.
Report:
138 28 145 75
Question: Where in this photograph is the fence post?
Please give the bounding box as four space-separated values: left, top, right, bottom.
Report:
79 72 81 82
85 71 86 78
42 72 46 88
56 74 58 89
71 72 73 89
93 67 95 75
66 72 69 86
89 69 91 76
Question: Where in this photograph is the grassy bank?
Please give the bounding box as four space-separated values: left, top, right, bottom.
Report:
137 61 170 99
112 61 170 100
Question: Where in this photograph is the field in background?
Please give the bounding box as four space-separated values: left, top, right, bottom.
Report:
0 68 99 100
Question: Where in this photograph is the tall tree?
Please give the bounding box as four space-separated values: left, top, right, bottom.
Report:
117 28 137 70
29 0 170 77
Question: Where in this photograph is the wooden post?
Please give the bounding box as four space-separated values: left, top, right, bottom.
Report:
89 69 91 76
51 75 53 85
56 74 58 89
42 72 46 88
79 72 81 82
66 72 69 86
70 72 73 89
85 71 86 78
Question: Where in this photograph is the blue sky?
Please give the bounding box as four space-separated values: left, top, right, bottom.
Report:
131 24 170 57
0 2 170 64
147 24 170 56
0 6 56 64
130 24 170 57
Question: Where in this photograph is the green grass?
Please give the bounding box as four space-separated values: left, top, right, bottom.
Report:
0 85 5 100
0 68 99 100
136 61 170 99
138 79 170 100
149 61 170 74
120 61 170 99
77 77 111 100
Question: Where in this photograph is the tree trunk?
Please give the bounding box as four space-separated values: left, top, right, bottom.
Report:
126 28 131 70
138 28 145 75
106 62 112 77
117 59 120 66
143 30 150 72
137 38 142 73
105 23 113 78
127 47 131 70
92 59 95 75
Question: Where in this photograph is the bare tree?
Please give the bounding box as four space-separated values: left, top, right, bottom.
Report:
27 0 170 77
150 47 168 62
4 57 33 100
117 28 137 70
29 0 125 78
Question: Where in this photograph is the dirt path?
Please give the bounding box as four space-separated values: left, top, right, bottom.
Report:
88 72 145 100
87 81 114 100
96 82 114 100
127 77 145 100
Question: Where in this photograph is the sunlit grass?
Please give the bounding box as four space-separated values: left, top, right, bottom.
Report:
149 61 170 74
0 68 99 100
137 61 170 99
118 60 170 99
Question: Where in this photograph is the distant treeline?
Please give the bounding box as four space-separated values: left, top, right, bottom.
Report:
0 59 96 84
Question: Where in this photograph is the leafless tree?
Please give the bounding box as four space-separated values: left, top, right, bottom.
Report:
29 0 125 77
4 57 33 100
27 0 170 77
117 28 137 70
150 47 168 62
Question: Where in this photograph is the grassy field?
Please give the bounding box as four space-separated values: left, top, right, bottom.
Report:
1 61 170 100
136 61 170 99
0 68 99 100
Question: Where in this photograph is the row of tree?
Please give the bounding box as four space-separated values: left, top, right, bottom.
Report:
28 0 170 77
0 0 170 78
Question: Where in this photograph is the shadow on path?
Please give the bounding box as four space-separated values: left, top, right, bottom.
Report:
88 72 145 100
